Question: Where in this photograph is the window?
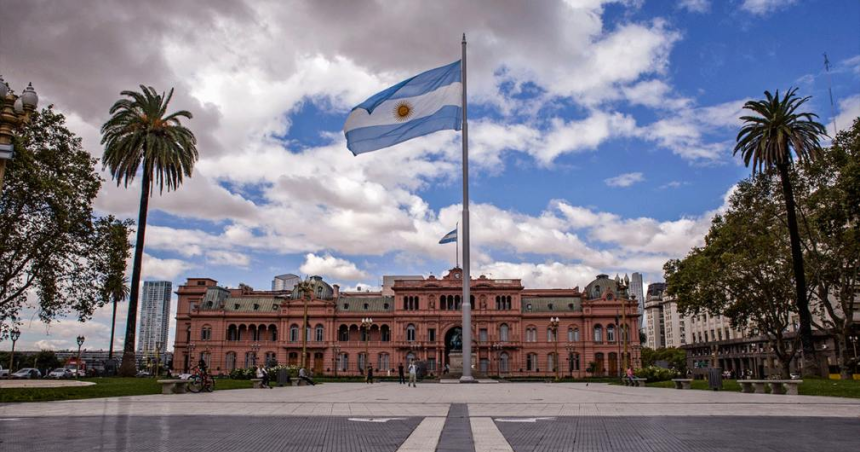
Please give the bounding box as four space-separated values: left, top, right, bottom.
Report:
381 325 391 342
593 325 603 343
479 328 488 342
526 303 532 311
265 352 277 367
406 324 416 342
607 325 616 342
244 352 255 368
570 352 580 371
225 352 237 371
547 327 556 342
359 353 367 372
343 303 349 310
270 325 277 341
499 324 509 342
338 325 349 341
338 353 349 371
227 325 237 341
547 303 554 310
378 353 390 371
526 327 537 342
315 325 324 342
201 326 212 341
499 352 510 372
547 353 555 372
364 303 369 310
290 324 299 342
428 328 436 342
527 353 538 371
567 327 575 342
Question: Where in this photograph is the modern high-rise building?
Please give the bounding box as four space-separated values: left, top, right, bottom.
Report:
272 273 301 291
629 273 645 332
137 281 172 353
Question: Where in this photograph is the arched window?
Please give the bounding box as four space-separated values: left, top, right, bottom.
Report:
358 353 368 372
607 325 616 342
495 296 500 310
499 352 509 372
506 296 512 310
289 324 299 342
306 326 312 342
593 325 603 343
470 295 475 310
547 353 555 372
338 325 349 341
269 325 277 341
454 295 461 310
315 324 324 342
227 325 237 341
527 353 538 371
338 353 349 371
381 325 391 342
237 324 246 341
201 325 211 341
244 351 255 368
547 327 556 342
225 352 237 371
526 327 537 342
573 328 580 342
499 324 509 342
567 327 574 342
249 325 257 341
406 324 416 342
378 353 390 371
265 352 277 367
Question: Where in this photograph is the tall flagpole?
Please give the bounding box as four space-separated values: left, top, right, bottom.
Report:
456 221 459 268
460 33 474 382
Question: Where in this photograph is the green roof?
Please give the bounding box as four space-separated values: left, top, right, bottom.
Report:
337 296 394 312
217 297 281 313
521 297 582 313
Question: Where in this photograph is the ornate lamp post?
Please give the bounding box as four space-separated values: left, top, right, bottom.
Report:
154 341 163 378
850 336 858 361
187 342 196 372
8 328 21 373
295 279 314 369
491 342 503 378
250 342 261 367
565 344 576 379
0 77 38 191
549 317 560 380
361 317 373 373
76 335 85 378
332 344 341 377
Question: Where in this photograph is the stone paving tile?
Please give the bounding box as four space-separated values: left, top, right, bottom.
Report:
437 403 474 452
494 416 860 452
0 415 421 452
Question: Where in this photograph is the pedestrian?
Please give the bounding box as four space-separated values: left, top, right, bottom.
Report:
256 365 270 389
398 363 405 385
444 363 450 375
366 366 374 384
298 367 316 386
408 361 417 388
625 367 635 385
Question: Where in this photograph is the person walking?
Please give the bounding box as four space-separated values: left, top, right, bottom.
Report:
398 363 405 385
298 367 316 386
366 366 374 384
408 362 417 388
257 365 271 389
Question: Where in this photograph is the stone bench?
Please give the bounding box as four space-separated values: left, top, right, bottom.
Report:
671 378 693 389
251 378 264 389
157 379 190 394
740 379 803 395
623 377 648 387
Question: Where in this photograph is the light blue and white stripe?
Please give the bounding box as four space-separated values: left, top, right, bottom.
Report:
439 228 457 244
344 60 462 155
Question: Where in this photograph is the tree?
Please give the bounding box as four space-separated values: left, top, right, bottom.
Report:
666 174 800 378
93 216 133 360
101 86 198 376
0 107 122 334
800 117 860 379
641 347 687 373
734 88 828 377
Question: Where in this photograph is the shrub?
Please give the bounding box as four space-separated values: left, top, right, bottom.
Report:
635 365 680 382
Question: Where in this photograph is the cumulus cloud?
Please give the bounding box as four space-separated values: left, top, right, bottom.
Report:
739 0 798 16
678 0 710 13
604 172 645 187
831 94 860 136
300 253 370 281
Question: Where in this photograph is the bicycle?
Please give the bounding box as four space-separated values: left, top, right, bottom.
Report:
187 366 214 393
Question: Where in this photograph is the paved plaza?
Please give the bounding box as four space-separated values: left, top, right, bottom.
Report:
2 382 859 451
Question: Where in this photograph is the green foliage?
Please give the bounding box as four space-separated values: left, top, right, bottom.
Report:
641 347 687 373
0 377 253 403
0 107 128 335
634 365 679 382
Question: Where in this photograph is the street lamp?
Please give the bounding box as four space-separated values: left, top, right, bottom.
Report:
549 317 560 381
250 342 261 367
155 341 163 378
361 317 373 374
491 342 503 378
187 342 196 372
850 336 858 360
295 279 314 370
76 335 85 378
0 77 38 191
332 344 341 377
8 328 21 373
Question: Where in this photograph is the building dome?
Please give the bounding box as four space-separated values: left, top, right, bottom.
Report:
584 274 618 300
291 275 335 300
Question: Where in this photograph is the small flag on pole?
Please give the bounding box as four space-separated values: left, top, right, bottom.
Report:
343 60 462 155
439 228 457 244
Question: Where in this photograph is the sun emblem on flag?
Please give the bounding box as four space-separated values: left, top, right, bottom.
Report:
393 101 414 122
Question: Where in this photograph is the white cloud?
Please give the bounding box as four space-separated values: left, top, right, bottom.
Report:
831 94 860 136
678 0 710 13
300 253 370 281
141 254 195 281
477 261 599 290
604 172 645 187
740 0 798 16
207 250 251 267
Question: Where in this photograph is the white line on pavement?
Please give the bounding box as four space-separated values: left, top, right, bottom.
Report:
471 417 514 452
396 417 446 452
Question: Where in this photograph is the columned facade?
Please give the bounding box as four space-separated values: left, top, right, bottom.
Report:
173 270 641 378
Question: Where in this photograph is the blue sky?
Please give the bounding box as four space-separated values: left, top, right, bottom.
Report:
3 0 859 350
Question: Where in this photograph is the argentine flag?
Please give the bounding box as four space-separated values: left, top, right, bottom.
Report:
344 60 462 155
439 228 457 244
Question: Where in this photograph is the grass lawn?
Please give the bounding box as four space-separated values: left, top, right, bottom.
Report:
645 378 860 399
0 378 254 404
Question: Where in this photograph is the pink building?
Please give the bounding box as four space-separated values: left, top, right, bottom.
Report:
173 269 641 378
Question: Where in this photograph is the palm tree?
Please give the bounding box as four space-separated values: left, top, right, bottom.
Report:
101 86 198 376
106 275 130 361
734 87 827 377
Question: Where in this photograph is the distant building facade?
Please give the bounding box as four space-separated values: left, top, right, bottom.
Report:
643 283 686 350
272 274 301 292
173 270 641 378
137 281 172 353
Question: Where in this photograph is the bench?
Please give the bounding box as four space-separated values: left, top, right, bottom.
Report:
739 379 803 395
157 379 190 394
671 378 693 389
623 377 648 387
251 378 264 389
